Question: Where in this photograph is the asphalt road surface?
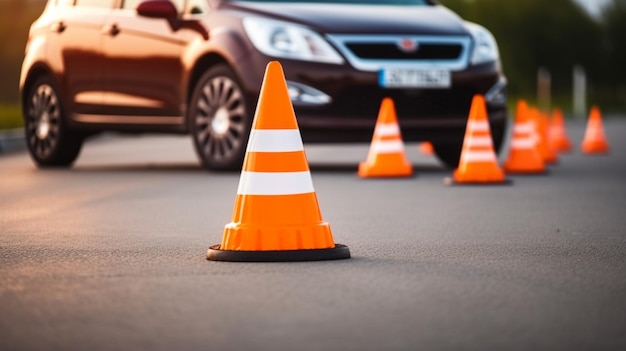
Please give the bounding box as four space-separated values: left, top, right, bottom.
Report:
1 119 625 351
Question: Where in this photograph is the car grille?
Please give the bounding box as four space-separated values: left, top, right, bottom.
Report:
345 43 463 60
327 35 472 72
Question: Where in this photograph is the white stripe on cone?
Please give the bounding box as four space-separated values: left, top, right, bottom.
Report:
466 136 493 147
511 138 536 149
237 171 315 195
374 123 401 137
370 140 405 154
514 122 535 134
467 121 490 132
461 151 497 163
246 129 304 152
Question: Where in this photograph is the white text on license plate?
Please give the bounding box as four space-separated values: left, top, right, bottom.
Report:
379 69 451 88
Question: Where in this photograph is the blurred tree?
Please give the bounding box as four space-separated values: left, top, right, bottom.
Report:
602 0 626 99
0 0 623 111
439 0 605 108
0 0 47 104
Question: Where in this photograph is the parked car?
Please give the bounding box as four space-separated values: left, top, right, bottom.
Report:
20 0 508 170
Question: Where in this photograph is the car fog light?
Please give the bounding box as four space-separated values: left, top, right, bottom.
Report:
286 81 332 106
485 77 507 106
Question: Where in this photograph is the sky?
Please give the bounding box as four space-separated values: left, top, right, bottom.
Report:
573 0 611 17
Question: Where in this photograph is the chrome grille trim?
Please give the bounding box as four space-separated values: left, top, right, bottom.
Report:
327 34 472 72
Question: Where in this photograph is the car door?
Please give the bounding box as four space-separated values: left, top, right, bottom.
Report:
99 0 189 122
47 0 114 116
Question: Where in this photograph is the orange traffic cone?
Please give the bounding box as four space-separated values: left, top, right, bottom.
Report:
532 109 558 164
419 142 434 155
504 100 546 174
549 108 572 153
581 105 610 154
448 95 508 184
207 61 350 262
358 98 413 178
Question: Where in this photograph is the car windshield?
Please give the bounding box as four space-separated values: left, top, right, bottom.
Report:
227 0 429 5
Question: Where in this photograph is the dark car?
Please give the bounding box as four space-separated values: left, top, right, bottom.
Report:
20 0 508 170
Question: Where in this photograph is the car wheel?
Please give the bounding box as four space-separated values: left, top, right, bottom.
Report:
433 118 508 169
24 76 84 167
189 64 252 171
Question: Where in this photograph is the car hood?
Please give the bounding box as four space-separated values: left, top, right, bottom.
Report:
221 2 469 35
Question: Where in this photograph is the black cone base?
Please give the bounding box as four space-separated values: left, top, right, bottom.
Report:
207 244 351 262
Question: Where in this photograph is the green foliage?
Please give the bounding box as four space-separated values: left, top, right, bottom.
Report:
0 0 47 106
439 0 626 112
0 104 24 130
439 0 598 93
0 0 624 122
602 0 626 86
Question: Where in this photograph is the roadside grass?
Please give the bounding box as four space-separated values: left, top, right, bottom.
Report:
0 104 23 130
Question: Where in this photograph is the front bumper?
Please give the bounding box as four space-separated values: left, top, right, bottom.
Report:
235 54 508 143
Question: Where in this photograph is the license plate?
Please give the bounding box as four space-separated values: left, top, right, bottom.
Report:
379 68 451 88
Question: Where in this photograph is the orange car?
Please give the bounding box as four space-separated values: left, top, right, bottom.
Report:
20 0 508 170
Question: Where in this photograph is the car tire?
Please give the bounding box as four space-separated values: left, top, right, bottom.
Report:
188 64 252 171
23 75 84 168
433 118 508 169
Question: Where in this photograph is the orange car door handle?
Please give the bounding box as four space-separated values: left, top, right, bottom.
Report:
51 21 66 33
103 24 120 37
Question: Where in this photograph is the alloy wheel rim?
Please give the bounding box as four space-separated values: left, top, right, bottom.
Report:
27 84 60 159
194 76 247 162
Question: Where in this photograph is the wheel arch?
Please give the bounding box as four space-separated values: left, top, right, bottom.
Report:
21 63 57 114
186 53 230 109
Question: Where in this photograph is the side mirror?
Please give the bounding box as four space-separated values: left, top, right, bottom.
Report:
136 0 209 41
136 0 178 20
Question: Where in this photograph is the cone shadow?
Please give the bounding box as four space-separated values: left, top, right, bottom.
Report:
443 177 514 186
308 163 447 174
71 163 205 173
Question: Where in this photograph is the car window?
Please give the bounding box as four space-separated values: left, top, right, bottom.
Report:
122 0 185 12
226 0 428 4
75 0 115 7
171 0 186 11
122 0 143 9
56 0 75 6
186 0 208 14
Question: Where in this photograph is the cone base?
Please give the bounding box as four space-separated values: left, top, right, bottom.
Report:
581 142 609 154
504 159 546 174
554 142 572 153
451 165 507 184
207 244 351 262
504 165 547 174
444 177 512 186
543 156 559 165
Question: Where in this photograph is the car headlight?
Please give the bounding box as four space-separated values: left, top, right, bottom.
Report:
465 22 500 65
243 17 344 64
